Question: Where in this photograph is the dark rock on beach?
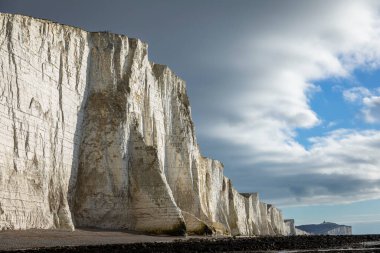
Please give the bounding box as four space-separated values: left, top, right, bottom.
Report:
1 233 380 253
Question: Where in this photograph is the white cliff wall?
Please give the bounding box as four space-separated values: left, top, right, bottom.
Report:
0 13 89 230
325 226 352 235
0 13 291 235
284 219 296 235
73 33 185 234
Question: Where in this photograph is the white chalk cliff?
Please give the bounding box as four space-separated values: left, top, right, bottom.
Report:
0 13 294 235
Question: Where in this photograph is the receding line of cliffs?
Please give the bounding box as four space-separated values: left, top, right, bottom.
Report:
0 12 296 236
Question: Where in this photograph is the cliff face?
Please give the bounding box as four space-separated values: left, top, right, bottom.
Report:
284 219 296 235
0 13 291 235
0 13 89 230
296 222 352 235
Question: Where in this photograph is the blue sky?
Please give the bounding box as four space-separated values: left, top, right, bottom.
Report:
297 68 380 148
282 199 380 234
288 67 380 234
1 0 380 234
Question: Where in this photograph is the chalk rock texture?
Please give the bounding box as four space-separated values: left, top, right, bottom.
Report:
0 13 292 235
296 222 352 235
284 219 296 236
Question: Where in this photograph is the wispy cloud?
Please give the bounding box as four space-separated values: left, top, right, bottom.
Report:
343 87 371 102
343 86 380 123
363 95 380 123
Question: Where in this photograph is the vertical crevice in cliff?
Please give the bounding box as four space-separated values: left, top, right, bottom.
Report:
143 69 152 146
74 37 85 94
4 16 21 174
24 125 30 156
57 52 65 129
5 18 20 110
11 112 19 159
113 36 122 83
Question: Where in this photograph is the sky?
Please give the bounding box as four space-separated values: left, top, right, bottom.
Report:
1 0 380 234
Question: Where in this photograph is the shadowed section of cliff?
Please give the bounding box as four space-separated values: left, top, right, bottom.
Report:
0 12 294 236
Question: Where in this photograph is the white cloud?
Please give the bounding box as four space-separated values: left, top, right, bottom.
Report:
363 95 380 123
196 0 380 205
342 87 380 123
343 87 371 102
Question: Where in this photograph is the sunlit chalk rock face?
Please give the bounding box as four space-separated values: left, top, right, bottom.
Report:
242 193 262 235
296 222 352 235
0 13 89 231
268 204 287 235
284 219 297 235
295 228 310 235
72 33 185 234
0 12 292 235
